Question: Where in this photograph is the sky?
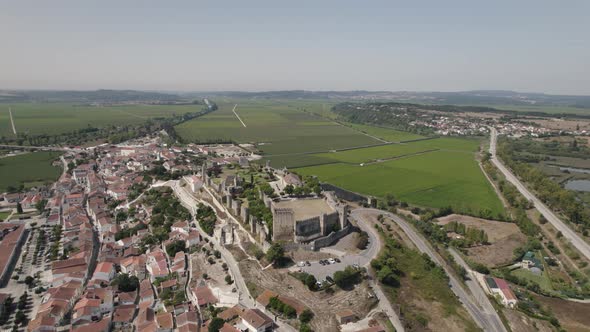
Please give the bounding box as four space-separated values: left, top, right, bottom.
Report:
1 0 589 94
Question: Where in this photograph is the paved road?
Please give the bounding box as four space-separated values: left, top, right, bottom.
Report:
351 210 405 332
448 248 507 332
489 128 590 260
354 208 507 332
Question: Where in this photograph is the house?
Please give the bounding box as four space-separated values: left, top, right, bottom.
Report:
281 173 302 187
112 305 136 329
71 317 111 332
117 291 137 305
175 310 199 332
521 251 543 274
187 175 203 193
239 309 273 332
91 261 115 283
336 309 356 324
171 221 189 235
156 312 174 332
191 284 218 308
485 277 517 308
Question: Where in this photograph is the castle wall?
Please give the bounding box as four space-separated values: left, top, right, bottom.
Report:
272 208 294 241
294 216 322 242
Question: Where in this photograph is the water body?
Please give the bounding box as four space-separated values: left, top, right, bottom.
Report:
550 165 590 174
565 179 590 192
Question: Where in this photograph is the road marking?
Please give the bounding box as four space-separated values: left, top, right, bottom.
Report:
232 104 247 128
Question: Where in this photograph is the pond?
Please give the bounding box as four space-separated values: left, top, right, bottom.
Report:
564 179 590 192
550 165 590 174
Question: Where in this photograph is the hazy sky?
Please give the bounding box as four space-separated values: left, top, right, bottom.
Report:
1 0 589 94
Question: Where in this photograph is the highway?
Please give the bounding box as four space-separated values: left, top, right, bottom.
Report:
489 128 590 260
353 208 507 332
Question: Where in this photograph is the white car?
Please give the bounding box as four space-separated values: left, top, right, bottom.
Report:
328 258 336 264
297 261 306 267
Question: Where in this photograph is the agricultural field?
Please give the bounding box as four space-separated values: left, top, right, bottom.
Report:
175 100 380 155
296 149 503 214
0 151 62 192
343 122 424 142
0 102 201 137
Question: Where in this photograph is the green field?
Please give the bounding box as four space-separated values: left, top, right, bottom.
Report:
344 122 424 142
0 103 202 137
0 152 62 192
175 100 381 154
287 137 503 214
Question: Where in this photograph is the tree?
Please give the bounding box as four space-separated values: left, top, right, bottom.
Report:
111 274 140 292
284 184 294 195
24 276 34 287
304 274 317 291
16 202 23 214
333 266 362 289
166 240 186 257
266 243 284 265
208 317 225 332
225 275 233 284
35 199 47 213
299 309 314 323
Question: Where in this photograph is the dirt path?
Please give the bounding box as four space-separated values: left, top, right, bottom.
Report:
238 259 377 332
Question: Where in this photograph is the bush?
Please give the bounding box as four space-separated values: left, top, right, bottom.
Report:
208 317 225 332
266 243 285 265
225 275 233 284
304 274 317 291
299 309 314 323
357 231 369 250
333 266 362 289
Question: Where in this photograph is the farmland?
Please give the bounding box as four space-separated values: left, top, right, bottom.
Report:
175 100 380 154
177 99 502 213
0 151 62 192
343 122 424 142
0 103 202 137
296 149 503 214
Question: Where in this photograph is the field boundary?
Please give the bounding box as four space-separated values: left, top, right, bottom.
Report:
232 104 247 127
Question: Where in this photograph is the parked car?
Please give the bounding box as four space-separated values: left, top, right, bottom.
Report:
328 258 336 264
325 276 334 283
334 258 341 263
319 260 326 266
305 261 311 266
297 261 306 267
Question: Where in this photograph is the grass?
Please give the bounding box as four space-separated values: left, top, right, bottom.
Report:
512 268 554 293
0 211 10 222
0 152 62 192
376 233 480 331
175 99 381 155
0 102 202 137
